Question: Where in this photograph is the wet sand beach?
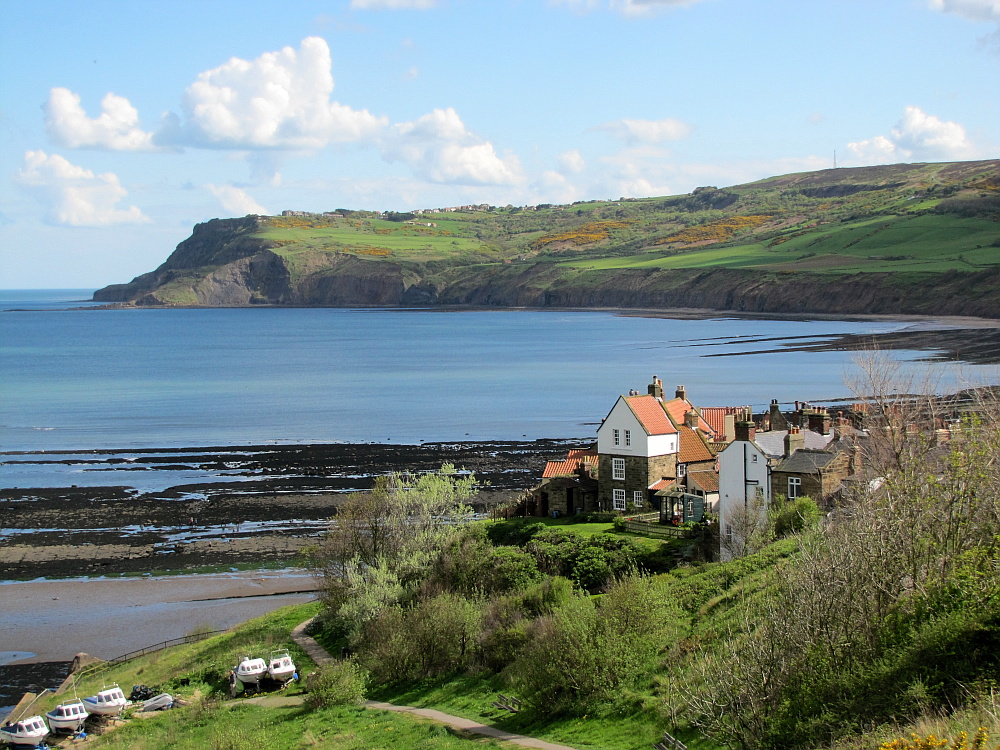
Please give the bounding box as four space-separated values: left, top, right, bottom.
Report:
0 570 319 662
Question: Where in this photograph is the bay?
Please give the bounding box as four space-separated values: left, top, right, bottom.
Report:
2 290 997 456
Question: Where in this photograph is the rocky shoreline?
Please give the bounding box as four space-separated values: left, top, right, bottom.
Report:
0 439 586 581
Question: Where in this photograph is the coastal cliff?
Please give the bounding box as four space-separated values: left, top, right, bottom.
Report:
94 159 1000 318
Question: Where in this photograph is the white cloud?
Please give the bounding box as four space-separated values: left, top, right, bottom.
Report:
929 0 1000 24
351 0 438 7
928 0 1000 45
847 106 975 164
551 0 704 14
609 0 705 16
206 184 269 216
164 37 387 149
16 151 148 226
44 88 156 151
595 117 692 144
557 150 587 174
380 108 521 185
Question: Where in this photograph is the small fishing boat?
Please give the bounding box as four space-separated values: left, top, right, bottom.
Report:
267 649 297 683
45 699 88 732
0 715 50 747
82 685 128 716
234 656 267 686
141 693 173 712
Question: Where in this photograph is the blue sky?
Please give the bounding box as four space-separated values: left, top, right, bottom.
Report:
1 0 998 289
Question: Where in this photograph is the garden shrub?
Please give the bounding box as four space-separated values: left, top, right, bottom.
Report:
303 659 369 709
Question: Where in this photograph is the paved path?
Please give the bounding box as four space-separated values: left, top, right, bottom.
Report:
290 618 578 750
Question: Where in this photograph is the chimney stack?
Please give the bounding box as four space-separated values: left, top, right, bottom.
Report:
685 410 699 429
648 376 663 399
735 421 756 443
769 399 788 431
784 426 804 457
676 385 687 401
808 409 831 435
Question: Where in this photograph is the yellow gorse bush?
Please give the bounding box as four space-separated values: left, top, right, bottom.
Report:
880 728 995 750
532 220 631 250
656 214 771 246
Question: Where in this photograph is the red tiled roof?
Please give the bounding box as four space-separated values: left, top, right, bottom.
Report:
542 450 597 478
649 478 675 491
543 460 578 478
662 397 715 436
624 395 677 435
701 406 737 440
678 426 715 464
687 470 720 493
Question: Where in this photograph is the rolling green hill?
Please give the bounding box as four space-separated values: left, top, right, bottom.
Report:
94 159 1000 317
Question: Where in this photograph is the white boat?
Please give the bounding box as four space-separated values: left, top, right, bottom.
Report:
45 699 88 732
234 656 267 686
141 693 173 712
82 685 128 716
0 715 50 747
267 649 297 682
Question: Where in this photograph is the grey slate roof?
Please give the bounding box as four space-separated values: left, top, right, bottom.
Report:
754 429 833 458
773 448 840 474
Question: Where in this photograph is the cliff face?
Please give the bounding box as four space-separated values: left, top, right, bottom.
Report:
94 237 1000 318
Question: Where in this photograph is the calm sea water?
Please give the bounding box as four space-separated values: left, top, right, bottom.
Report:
2 290 995 455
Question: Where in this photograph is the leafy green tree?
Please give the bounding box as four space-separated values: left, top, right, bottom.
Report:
313 465 476 632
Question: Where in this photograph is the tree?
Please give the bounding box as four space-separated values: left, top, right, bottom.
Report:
312 465 477 631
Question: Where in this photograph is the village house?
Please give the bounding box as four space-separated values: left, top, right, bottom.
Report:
717 401 865 558
532 376 729 517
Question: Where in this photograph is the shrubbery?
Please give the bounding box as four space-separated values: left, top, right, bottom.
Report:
303 660 369 709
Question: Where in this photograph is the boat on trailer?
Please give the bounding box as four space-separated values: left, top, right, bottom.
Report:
45 699 88 732
267 649 297 683
234 656 267 686
0 715 50 747
141 693 173 712
82 685 128 716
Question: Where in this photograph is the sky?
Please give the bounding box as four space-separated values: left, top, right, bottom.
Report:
1 0 998 289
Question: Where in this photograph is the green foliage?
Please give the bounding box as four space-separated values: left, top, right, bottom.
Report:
313 464 477 633
303 659 369 709
354 593 483 683
770 496 821 537
426 524 542 596
506 575 683 715
525 527 641 590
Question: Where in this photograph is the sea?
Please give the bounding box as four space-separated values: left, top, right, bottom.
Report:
3 289 998 459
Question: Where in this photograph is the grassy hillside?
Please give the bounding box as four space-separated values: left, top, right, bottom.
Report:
93 159 1000 312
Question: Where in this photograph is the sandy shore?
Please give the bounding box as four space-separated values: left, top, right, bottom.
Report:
0 570 319 663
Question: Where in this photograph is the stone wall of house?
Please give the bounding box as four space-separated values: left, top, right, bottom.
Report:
598 453 675 511
771 452 850 505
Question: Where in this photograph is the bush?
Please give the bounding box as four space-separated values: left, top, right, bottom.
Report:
303 659 369 709
771 497 821 538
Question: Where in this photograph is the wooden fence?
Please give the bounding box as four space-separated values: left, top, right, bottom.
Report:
621 520 696 539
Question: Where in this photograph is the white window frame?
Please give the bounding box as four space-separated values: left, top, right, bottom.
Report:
624 429 631 446
613 488 626 511
632 490 644 508
677 462 687 477
612 457 625 481
613 428 620 446
788 476 802 499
